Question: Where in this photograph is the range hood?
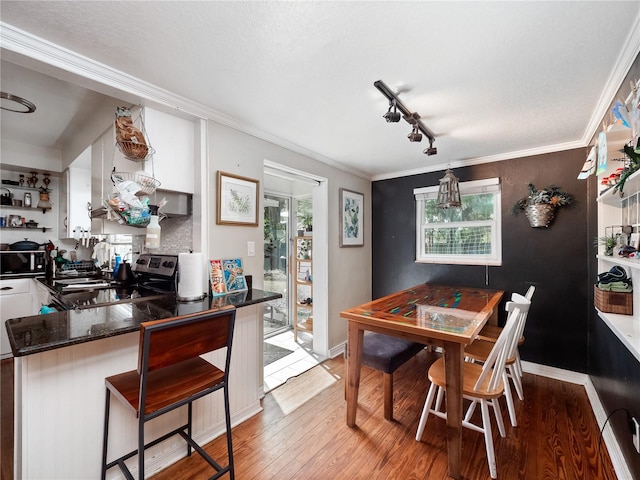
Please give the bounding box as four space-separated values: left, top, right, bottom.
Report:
157 190 192 217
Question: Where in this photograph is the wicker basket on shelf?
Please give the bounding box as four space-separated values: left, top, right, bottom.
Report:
594 285 632 315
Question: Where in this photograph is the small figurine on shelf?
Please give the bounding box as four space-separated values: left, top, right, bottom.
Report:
42 173 51 190
37 186 51 211
27 172 37 189
19 174 24 187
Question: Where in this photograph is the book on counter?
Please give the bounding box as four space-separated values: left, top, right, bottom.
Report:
209 258 248 296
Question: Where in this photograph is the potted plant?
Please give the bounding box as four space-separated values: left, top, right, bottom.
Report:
595 235 618 256
512 183 573 227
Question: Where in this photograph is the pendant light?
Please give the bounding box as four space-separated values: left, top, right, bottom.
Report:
436 168 461 209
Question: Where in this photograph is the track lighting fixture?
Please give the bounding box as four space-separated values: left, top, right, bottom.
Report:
383 99 401 123
424 138 437 156
408 124 422 142
374 80 436 155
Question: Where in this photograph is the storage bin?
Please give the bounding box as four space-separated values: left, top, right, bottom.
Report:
594 285 632 315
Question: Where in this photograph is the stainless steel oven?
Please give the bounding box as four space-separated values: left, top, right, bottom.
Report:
0 250 47 276
53 254 178 309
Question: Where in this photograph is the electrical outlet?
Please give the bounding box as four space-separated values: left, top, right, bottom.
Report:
633 417 640 453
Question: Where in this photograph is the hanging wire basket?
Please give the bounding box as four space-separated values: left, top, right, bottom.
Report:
116 141 156 162
111 171 160 196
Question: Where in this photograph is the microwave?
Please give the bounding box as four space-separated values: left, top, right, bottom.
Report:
0 250 47 276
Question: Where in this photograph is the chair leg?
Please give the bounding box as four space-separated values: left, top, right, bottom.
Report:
480 399 498 479
139 414 145 480
509 363 524 401
383 372 393 421
502 371 518 427
101 389 111 480
490 398 506 438
416 382 437 441
187 402 193 457
434 384 445 411
224 383 235 480
514 350 523 379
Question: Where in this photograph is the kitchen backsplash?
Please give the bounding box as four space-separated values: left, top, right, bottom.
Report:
131 215 193 254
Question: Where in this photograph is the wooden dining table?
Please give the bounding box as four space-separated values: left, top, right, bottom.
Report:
341 283 504 479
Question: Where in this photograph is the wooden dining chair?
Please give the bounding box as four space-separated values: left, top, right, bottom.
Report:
415 305 521 479
477 286 535 386
464 294 531 427
101 306 237 480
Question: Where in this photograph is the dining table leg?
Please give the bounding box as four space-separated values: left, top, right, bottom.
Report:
346 321 364 427
443 340 464 479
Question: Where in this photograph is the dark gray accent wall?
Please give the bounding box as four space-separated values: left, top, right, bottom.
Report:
372 149 594 372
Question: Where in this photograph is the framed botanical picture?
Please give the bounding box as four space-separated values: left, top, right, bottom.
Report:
216 171 259 226
340 188 364 247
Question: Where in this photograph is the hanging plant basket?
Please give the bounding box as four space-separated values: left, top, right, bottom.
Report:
524 204 555 228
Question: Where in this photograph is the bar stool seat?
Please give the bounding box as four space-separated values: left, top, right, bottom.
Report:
101 306 237 480
361 332 425 420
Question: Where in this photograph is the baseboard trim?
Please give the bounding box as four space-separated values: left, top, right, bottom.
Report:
522 361 632 480
329 341 346 359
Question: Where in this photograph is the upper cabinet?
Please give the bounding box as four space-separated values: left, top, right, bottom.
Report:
142 107 195 194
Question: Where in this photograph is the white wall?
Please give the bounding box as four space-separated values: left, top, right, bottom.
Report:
207 121 371 353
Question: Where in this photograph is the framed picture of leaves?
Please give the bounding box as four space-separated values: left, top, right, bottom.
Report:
339 188 364 247
216 171 259 226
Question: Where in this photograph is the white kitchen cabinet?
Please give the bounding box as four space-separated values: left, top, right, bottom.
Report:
0 278 39 359
143 107 195 193
59 164 92 238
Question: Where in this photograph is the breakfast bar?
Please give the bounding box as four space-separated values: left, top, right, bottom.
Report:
6 288 281 479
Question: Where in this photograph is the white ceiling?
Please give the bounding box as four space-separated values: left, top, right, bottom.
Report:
1 1 639 180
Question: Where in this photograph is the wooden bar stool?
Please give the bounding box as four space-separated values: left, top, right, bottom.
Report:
361 332 425 420
101 306 237 480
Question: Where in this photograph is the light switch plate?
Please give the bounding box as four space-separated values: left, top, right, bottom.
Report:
247 241 255 257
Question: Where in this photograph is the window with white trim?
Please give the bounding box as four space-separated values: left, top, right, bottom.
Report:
414 178 502 265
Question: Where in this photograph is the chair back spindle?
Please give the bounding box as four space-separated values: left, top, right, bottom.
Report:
474 306 521 393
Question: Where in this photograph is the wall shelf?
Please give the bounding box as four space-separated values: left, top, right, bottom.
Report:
0 226 51 233
294 236 313 342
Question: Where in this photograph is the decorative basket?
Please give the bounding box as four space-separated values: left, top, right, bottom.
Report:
111 171 160 196
525 204 554 228
594 285 632 315
116 141 155 162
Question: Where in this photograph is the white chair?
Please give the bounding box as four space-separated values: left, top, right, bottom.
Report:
464 295 531 427
415 305 521 479
477 286 535 391
477 286 535 378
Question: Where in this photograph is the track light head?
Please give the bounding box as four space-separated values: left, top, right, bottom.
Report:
383 100 401 123
408 124 422 142
423 139 437 156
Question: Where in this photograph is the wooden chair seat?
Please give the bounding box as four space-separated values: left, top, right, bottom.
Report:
477 324 525 346
106 357 225 417
465 339 516 366
427 357 504 400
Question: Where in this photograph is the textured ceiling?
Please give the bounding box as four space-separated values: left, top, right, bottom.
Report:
1 1 639 179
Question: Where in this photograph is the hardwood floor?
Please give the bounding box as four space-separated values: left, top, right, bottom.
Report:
150 350 616 480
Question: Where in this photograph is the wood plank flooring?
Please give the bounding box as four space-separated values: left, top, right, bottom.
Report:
150 351 616 480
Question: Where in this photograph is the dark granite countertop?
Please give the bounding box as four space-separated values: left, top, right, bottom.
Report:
6 289 282 357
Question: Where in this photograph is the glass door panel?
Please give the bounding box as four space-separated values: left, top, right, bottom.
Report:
263 194 290 337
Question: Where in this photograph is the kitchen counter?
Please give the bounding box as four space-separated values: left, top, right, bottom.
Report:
6 288 281 357
9 285 282 479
